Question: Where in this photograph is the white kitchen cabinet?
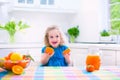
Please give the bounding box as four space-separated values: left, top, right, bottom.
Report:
0 47 42 62
28 48 42 62
116 51 120 66
0 1 9 6
13 0 36 7
13 0 54 8
100 50 116 66
70 48 88 66
1 43 120 67
55 0 78 10
0 0 10 23
0 48 31 58
10 0 76 13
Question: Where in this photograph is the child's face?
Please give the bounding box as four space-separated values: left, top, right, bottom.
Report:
48 29 61 48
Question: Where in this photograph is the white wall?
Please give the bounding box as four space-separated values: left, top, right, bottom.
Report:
72 0 109 42
9 11 75 43
0 4 9 24
0 0 109 43
0 3 10 43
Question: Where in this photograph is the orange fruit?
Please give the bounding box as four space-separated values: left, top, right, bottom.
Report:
18 58 30 68
12 65 24 75
10 52 23 61
4 52 14 60
63 48 70 55
22 55 26 59
4 60 14 70
45 47 54 55
8 52 14 59
86 65 95 72
4 56 10 60
18 60 27 68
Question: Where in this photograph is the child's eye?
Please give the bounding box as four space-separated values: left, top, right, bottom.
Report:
50 36 53 38
56 35 59 38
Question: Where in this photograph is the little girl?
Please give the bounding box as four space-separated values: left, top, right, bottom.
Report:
40 25 71 66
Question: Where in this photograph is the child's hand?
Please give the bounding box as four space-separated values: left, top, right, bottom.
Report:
63 48 70 55
63 53 71 64
45 47 54 55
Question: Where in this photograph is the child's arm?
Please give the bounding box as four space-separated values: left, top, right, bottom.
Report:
40 53 51 65
40 47 54 65
64 54 71 64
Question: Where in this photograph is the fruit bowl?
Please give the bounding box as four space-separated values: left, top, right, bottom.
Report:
3 57 31 70
0 52 34 75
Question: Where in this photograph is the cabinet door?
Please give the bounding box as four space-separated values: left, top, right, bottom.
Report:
14 0 35 7
116 51 120 66
28 48 42 62
0 48 42 61
13 0 55 7
28 48 42 66
70 48 88 66
55 0 78 10
0 48 42 66
100 50 116 66
0 49 13 57
0 48 30 57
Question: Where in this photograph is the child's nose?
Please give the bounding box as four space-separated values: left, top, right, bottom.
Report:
53 37 57 41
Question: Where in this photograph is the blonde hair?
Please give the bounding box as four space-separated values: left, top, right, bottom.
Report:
44 25 65 47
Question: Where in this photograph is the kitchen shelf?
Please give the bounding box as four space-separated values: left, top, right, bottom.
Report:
0 0 9 6
10 7 77 14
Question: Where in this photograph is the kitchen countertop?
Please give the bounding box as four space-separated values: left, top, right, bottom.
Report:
0 43 44 49
0 43 120 50
69 43 120 50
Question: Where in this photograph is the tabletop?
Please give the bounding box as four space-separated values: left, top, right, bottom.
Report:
0 66 120 80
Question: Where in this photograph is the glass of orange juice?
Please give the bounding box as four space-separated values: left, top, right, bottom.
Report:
86 47 101 70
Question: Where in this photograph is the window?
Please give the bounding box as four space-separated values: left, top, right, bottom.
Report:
48 0 54 5
18 0 33 4
110 0 120 34
18 0 25 3
40 0 54 5
40 0 47 5
27 0 34 4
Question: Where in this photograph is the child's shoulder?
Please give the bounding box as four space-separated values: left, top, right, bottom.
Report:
41 46 47 52
60 45 68 47
59 45 69 49
42 46 53 51
42 46 46 49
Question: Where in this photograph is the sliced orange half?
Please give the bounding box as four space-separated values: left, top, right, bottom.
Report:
12 65 24 75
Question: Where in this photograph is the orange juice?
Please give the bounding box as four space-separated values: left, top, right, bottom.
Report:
86 54 100 70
